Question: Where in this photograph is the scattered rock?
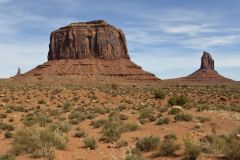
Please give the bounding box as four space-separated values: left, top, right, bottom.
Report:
172 106 183 110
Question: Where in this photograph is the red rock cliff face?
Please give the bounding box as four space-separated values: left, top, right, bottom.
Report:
200 51 215 70
48 20 130 60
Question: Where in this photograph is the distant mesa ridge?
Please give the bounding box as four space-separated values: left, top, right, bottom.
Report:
21 20 159 82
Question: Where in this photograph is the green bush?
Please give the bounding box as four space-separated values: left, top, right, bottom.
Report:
156 134 180 156
101 121 126 142
125 123 141 131
12 126 67 158
91 119 107 128
38 99 46 105
154 90 166 99
48 121 71 133
83 137 97 150
115 139 128 148
74 128 87 138
139 109 153 120
124 148 143 160
136 136 160 152
4 131 13 138
168 95 188 106
168 108 182 115
174 113 192 122
0 123 14 131
183 137 201 160
225 140 240 160
23 112 52 127
156 117 170 125
0 154 15 160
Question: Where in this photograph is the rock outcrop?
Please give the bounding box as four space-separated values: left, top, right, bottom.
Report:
21 20 160 83
184 52 233 83
48 20 130 60
200 51 215 70
15 67 21 77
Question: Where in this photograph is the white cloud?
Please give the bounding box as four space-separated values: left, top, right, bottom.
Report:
181 35 240 49
161 24 214 35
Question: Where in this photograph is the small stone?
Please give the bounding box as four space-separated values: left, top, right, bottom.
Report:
172 106 183 110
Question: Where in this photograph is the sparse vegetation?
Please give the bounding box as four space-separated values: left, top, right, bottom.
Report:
136 136 160 152
83 137 97 150
12 126 67 159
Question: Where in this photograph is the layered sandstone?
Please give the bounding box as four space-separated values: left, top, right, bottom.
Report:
48 20 129 60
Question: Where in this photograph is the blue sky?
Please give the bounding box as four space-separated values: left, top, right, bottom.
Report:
0 0 240 80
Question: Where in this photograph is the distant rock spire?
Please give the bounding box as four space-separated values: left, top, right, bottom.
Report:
15 67 21 76
200 51 215 70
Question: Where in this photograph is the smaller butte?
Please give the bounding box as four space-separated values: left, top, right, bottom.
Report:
183 51 233 83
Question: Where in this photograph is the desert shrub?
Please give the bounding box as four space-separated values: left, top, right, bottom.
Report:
61 102 71 113
197 116 210 123
136 136 160 152
196 104 210 111
164 133 177 141
139 108 153 120
101 121 126 142
168 95 188 106
138 119 146 125
159 106 168 113
115 139 128 148
124 148 143 160
168 108 182 115
125 123 141 131
156 117 170 125
174 113 192 122
156 134 180 156
12 126 67 158
225 140 240 160
74 128 87 138
23 112 52 127
91 119 107 128
38 99 46 105
182 137 201 160
154 90 165 99
68 111 86 124
183 103 193 110
101 121 139 143
48 121 71 133
0 154 15 160
119 114 128 120
4 131 13 138
6 105 27 112
0 113 7 119
0 123 14 131
83 137 97 150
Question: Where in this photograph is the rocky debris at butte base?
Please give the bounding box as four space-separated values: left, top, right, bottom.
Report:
22 20 159 82
184 51 233 82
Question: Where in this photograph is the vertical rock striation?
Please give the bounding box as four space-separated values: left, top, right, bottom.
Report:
48 20 130 60
200 51 215 70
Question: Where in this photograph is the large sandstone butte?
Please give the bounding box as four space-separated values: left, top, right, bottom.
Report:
184 52 233 82
48 20 130 60
21 20 159 83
